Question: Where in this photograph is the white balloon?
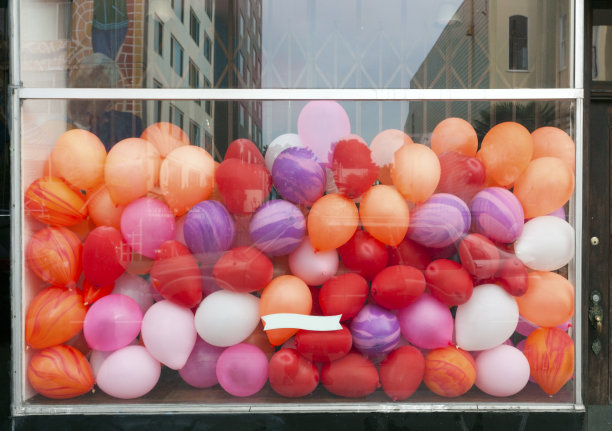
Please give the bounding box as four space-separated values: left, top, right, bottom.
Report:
112 273 154 313
195 290 260 347
455 284 519 351
475 344 530 397
514 215 575 271
265 133 303 173
288 236 339 286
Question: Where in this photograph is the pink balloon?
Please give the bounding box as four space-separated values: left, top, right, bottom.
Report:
120 197 176 258
141 300 197 370
297 101 351 164
475 344 530 397
112 273 154 313
216 343 268 397
179 337 224 388
516 315 571 337
397 293 453 350
90 339 139 378
83 294 142 351
288 237 339 286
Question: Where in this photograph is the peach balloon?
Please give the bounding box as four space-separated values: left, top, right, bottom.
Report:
260 275 312 346
370 129 413 185
531 127 575 172
307 193 359 252
431 117 478 157
50 129 107 190
513 157 575 219
25 177 88 226
141 122 190 158
360 185 410 246
104 138 161 205
477 122 533 187
87 186 125 230
244 322 276 359
391 144 441 203
515 271 574 328
524 327 574 396
424 346 476 397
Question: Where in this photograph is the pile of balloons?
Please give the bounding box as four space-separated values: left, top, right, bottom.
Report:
23 102 576 403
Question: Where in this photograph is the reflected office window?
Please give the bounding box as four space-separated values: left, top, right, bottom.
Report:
169 104 184 129
203 33 212 63
154 16 163 56
172 0 184 22
190 8 200 45
190 120 201 147
153 79 163 123
170 35 184 76
509 15 528 71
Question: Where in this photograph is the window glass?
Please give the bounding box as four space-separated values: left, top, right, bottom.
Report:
172 0 184 22
593 9 612 81
154 17 163 56
190 8 200 46
171 35 184 76
509 15 528 71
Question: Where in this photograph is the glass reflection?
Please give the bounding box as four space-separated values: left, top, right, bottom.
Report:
593 9 612 81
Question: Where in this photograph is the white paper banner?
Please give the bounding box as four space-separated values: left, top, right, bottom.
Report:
261 314 342 331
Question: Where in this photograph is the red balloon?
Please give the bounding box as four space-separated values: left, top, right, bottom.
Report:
309 285 324 316
81 278 114 306
338 230 388 280
82 226 132 287
371 265 426 310
321 352 380 398
213 246 273 293
225 138 265 165
331 138 378 198
215 158 272 214
319 273 369 321
150 240 202 308
436 151 486 203
295 325 352 362
268 348 319 397
425 259 474 306
495 256 528 296
387 237 432 271
379 346 425 401
458 233 501 279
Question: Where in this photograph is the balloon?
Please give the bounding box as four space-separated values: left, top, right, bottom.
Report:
371 265 426 309
268 348 319 397
26 226 82 287
96 345 161 399
319 273 369 321
430 117 478 157
331 138 378 198
264 133 303 172
178 337 224 388
212 246 273 293
320 352 380 398
391 143 441 203
338 230 388 280
259 275 312 345
27 345 94 399
495 256 529 296
350 304 400 356
249 199 306 256
159 145 215 216
514 216 574 271
307 193 359 251
424 346 476 397
407 193 470 248
531 126 575 172
112 273 154 313
120 197 176 259
397 293 453 350
359 185 410 246
195 290 260 347
243 322 276 358
425 259 474 306
140 121 190 158
82 226 131 287
297 101 351 164
272 147 326 206
184 200 236 255
475 344 530 397
81 279 114 306
25 177 88 226
216 343 269 397
524 327 574 396
458 233 501 279
83 294 142 351
295 325 352 362
288 237 339 286
455 284 519 351
25 286 87 349
141 300 197 369
515 271 574 327
87 185 124 230
225 138 265 165
387 237 432 271
379 346 425 401
370 129 414 185
435 152 486 203
477 122 533 187
216 158 272 214
470 187 524 243
104 138 161 205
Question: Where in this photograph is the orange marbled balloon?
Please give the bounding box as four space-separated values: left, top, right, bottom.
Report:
524 327 574 396
27 344 94 399
24 177 88 226
25 286 87 349
424 346 476 397
26 227 83 287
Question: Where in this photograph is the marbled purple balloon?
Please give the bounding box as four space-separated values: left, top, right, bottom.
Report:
350 304 400 356
470 187 524 243
178 337 224 388
272 147 326 206
184 201 236 255
249 199 306 256
407 193 470 248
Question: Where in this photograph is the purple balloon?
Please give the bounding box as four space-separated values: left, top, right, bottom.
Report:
350 304 400 356
184 201 236 255
179 337 224 388
83 294 143 351
470 187 524 243
216 343 268 397
272 147 326 206
397 293 453 350
120 197 176 258
407 193 470 248
249 199 306 256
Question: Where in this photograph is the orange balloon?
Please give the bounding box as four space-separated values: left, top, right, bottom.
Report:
50 129 107 190
524 327 574 396
360 185 410 246
260 275 312 346
424 346 476 397
104 138 161 205
307 193 359 252
25 286 87 349
515 271 574 327
430 117 478 157
477 122 533 187
531 127 575 172
370 129 414 185
513 157 575 219
141 121 190 158
160 145 215 216
26 227 82 287
87 185 125 230
25 177 88 226
27 344 94 399
391 144 441 203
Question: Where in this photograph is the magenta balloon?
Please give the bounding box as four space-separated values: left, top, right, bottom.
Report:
179 337 224 388
83 294 143 351
470 187 524 243
120 197 176 258
297 101 351 164
397 293 453 350
216 343 268 397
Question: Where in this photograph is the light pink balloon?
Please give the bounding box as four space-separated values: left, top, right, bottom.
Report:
112 273 154 313
96 345 161 399
216 343 268 397
288 237 339 286
83 294 142 351
90 339 140 378
475 344 530 397
120 197 176 258
397 293 453 350
179 337 224 388
297 101 351 164
370 129 413 167
141 300 197 370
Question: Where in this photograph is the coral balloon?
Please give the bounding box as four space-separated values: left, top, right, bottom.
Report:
87 185 124 230
295 325 352 362
425 259 474 306
321 352 380 398
319 273 369 321
184 200 236 255
272 147 326 206
213 246 273 293
398 293 454 350
458 233 501 279
140 121 190 158
297 101 351 164
371 265 426 309
436 151 486 203
515 271 575 327
350 304 400 356
26 226 82 287
387 237 432 271
83 294 143 351
269 348 319 397
216 343 269 397
431 117 478 157
495 256 529 296
225 138 265 165
83 226 132 287
338 230 388 280
470 187 524 243
331 138 378 198
524 327 574 396
359 185 410 246
531 127 575 172
391 143 441 203
475 344 530 397
424 347 476 397
514 216 575 271
216 158 272 214
380 346 425 401
307 194 358 252
370 129 413 184
249 199 306 256
288 237 339 286
25 177 88 226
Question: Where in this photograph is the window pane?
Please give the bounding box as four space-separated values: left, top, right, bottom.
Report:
171 36 184 76
190 9 200 45
593 9 612 81
154 17 163 56
172 0 184 22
